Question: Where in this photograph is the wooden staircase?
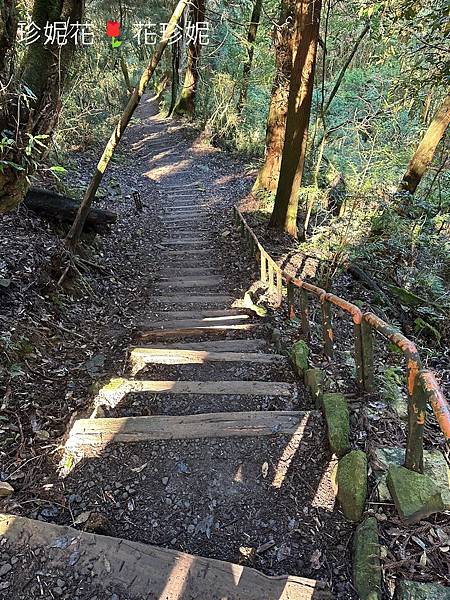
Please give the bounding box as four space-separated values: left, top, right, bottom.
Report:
0 109 336 599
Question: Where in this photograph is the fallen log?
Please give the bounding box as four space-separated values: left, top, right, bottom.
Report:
24 188 117 233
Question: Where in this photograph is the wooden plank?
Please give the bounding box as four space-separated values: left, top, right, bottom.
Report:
139 339 269 351
0 515 330 599
99 379 294 397
161 249 211 256
142 317 250 328
130 348 287 366
157 277 222 289
162 239 208 245
140 324 258 340
153 294 234 304
159 268 220 277
68 411 309 447
154 309 250 318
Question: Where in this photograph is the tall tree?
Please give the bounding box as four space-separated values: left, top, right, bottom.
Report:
173 0 205 117
269 0 322 237
399 93 450 194
237 0 263 115
0 0 84 213
253 0 295 193
66 0 189 249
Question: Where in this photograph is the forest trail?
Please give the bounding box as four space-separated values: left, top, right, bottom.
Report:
0 99 353 599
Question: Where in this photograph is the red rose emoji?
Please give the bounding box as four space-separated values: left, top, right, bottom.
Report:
106 21 121 38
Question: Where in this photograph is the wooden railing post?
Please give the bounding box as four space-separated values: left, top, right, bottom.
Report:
321 300 334 358
268 261 274 293
276 271 283 307
287 282 296 319
299 289 310 337
260 251 267 283
354 322 365 393
405 373 426 473
361 320 375 393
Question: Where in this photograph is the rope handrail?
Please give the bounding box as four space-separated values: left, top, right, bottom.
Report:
234 205 450 474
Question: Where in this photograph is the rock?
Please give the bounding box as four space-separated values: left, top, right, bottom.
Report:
0 482 14 497
0 563 12 576
396 580 450 599
336 450 367 521
322 393 350 458
162 477 169 485
380 366 408 420
353 517 381 600
291 340 310 375
305 368 325 408
387 465 445 524
373 447 450 505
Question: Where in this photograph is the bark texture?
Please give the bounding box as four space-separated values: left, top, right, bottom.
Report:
237 0 263 115
400 93 450 194
0 0 84 213
253 0 296 194
269 0 322 237
173 0 205 117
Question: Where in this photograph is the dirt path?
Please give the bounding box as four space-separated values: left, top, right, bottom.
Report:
0 98 355 599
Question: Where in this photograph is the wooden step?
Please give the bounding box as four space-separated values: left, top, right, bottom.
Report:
97 379 294 400
67 411 309 448
159 268 220 277
162 239 208 246
153 295 235 305
0 515 328 599
142 317 250 328
140 339 269 351
157 277 223 289
161 249 211 256
130 347 286 367
154 308 250 318
140 323 258 340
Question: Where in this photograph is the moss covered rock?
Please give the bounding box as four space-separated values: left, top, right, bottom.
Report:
291 340 310 375
396 581 450 599
353 517 381 600
387 465 445 524
322 393 350 457
336 450 368 521
373 447 450 505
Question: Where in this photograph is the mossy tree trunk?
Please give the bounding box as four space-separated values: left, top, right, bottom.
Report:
269 0 322 237
173 0 205 118
66 0 190 249
399 93 450 194
236 0 263 116
253 0 296 194
0 0 84 214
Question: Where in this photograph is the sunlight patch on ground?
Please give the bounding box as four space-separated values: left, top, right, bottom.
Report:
311 458 337 512
157 553 193 600
271 415 309 489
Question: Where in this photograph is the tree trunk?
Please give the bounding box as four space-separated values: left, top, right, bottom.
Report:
24 188 117 232
0 0 84 214
120 56 133 93
399 93 450 194
253 0 296 194
168 41 181 116
173 0 205 118
0 0 18 79
66 0 189 249
269 0 322 237
237 0 263 115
